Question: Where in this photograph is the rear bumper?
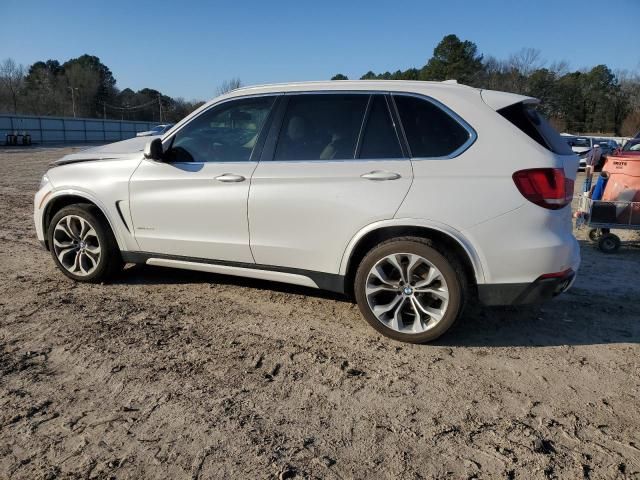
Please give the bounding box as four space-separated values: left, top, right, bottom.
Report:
478 269 576 306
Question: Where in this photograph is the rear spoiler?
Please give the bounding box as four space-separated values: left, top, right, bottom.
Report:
480 89 539 111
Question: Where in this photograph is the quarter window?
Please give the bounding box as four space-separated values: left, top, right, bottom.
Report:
359 96 403 159
166 96 274 162
274 94 368 161
394 95 470 158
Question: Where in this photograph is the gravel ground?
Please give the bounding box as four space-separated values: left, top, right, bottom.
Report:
1 146 639 480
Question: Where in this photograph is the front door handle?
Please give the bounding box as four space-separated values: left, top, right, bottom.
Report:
215 173 246 183
360 170 401 181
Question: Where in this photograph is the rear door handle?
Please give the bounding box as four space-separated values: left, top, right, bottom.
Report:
360 170 401 181
215 173 246 183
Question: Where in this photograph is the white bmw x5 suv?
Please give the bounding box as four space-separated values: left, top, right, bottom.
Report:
34 81 580 343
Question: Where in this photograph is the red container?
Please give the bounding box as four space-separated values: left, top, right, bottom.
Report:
602 154 640 203
602 154 640 224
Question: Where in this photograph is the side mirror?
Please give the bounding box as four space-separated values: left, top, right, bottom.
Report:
144 138 164 161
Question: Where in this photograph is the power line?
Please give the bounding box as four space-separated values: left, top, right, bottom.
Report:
101 98 159 112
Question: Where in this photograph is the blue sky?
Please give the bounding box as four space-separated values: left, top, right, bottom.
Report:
2 0 639 100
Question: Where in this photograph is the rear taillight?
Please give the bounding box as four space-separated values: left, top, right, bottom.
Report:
512 168 574 210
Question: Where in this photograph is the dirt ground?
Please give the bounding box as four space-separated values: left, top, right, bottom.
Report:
0 146 639 480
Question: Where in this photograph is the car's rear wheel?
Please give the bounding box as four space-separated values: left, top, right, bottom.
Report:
48 204 122 282
354 238 465 343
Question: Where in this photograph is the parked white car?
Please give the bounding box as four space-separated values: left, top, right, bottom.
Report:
136 123 174 137
34 81 580 343
563 136 592 170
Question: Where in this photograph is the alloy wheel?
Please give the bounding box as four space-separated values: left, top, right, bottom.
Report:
365 253 449 334
52 215 101 276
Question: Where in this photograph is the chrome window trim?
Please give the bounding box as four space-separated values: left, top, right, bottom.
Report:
263 157 408 164
163 89 476 163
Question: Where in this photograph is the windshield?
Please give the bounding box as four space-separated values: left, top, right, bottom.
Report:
622 140 640 152
570 138 591 148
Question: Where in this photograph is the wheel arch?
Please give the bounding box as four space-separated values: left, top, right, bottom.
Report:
42 190 125 251
340 220 485 298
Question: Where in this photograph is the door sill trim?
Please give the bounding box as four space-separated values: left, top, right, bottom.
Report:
147 257 318 288
120 251 345 293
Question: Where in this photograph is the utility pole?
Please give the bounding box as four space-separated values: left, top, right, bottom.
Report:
158 94 163 122
68 87 79 118
103 102 106 119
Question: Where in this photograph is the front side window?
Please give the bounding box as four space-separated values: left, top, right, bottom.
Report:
166 97 274 162
274 94 368 161
394 95 471 158
358 95 403 159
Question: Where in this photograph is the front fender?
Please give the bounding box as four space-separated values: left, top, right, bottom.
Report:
39 188 137 252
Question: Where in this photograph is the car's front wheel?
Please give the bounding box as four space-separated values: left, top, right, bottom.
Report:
354 238 466 343
48 204 122 282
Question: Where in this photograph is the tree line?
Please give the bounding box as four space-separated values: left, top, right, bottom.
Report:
1 36 638 136
0 55 209 123
332 34 640 137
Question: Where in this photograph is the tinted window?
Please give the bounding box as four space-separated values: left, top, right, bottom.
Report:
498 103 573 155
274 94 368 161
166 96 274 162
359 96 403 159
394 95 470 157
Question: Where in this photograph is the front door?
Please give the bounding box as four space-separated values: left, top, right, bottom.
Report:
129 95 277 262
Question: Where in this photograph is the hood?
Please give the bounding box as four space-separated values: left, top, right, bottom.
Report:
51 136 150 166
572 146 591 154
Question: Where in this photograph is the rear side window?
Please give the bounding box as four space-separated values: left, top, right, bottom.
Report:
274 94 368 161
358 96 403 159
394 95 470 157
498 103 573 155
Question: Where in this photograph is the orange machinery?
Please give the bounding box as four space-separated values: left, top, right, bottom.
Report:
602 153 640 223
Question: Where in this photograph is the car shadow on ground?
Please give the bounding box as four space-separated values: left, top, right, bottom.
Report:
115 262 639 348
113 263 349 302
439 239 640 348
437 298 639 348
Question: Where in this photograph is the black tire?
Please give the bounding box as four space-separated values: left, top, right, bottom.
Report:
597 233 621 254
588 228 601 242
354 237 466 343
47 204 123 282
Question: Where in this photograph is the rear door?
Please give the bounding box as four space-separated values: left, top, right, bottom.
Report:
248 93 413 274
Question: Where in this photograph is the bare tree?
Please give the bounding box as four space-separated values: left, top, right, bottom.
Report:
548 60 570 77
0 58 25 114
216 78 242 96
508 48 545 76
616 69 640 136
